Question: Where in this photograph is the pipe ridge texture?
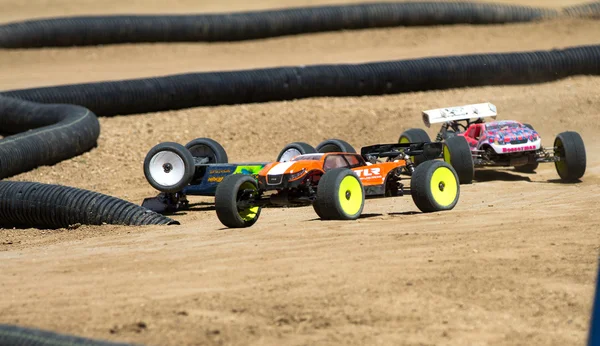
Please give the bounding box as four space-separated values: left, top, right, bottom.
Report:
3 45 599 117
0 1 563 48
0 96 177 228
0 96 99 178
564 2 600 18
0 323 138 346
0 181 178 228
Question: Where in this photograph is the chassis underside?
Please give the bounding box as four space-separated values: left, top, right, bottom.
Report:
472 146 561 167
248 173 408 208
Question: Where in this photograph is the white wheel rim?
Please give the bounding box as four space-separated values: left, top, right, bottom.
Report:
279 148 302 162
149 151 185 187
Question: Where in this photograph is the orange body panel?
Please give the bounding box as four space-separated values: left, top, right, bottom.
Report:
258 153 408 186
350 161 406 186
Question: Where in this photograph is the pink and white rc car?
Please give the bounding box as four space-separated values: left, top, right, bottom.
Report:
399 103 586 184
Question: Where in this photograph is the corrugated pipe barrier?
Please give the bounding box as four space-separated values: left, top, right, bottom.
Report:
3 45 600 117
0 97 178 227
0 324 138 346
0 1 599 48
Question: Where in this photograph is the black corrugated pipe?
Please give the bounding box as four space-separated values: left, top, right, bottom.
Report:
0 1 561 48
565 2 600 18
0 181 178 228
0 96 99 179
0 96 177 228
4 45 600 117
0 324 138 346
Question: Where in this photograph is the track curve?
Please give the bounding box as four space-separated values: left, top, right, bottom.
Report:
0 2 561 48
3 45 600 117
0 97 177 228
0 3 599 343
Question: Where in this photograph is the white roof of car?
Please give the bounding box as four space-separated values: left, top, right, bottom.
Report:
422 102 497 128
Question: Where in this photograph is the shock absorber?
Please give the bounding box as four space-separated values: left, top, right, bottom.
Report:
435 122 449 142
404 154 415 173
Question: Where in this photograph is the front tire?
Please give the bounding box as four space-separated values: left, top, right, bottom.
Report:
411 160 460 213
443 136 474 184
313 168 364 220
215 174 261 228
554 131 586 182
144 142 195 193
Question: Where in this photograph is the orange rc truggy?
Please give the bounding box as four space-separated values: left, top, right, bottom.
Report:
215 142 460 228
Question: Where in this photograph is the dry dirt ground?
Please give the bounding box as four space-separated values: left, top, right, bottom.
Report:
1 1 599 345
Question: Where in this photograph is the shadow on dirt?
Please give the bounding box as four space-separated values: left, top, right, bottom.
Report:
187 202 216 212
474 169 531 182
163 201 316 215
388 211 420 216
536 178 583 185
305 213 383 222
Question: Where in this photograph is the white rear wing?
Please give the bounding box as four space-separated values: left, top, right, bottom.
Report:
422 103 497 128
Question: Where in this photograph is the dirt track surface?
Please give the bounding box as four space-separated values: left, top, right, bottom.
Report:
1 1 599 345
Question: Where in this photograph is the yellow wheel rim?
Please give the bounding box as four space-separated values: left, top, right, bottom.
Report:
555 138 566 172
338 175 363 216
238 181 259 221
443 145 451 164
430 166 458 207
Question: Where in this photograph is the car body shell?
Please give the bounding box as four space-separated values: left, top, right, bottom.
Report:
458 120 541 154
183 163 266 195
256 152 407 196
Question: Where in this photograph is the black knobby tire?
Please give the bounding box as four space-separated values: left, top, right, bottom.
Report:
215 174 261 228
315 138 356 154
184 137 228 163
277 142 317 162
398 128 432 165
411 160 460 213
312 168 364 220
144 142 195 193
554 131 586 182
445 130 457 139
443 136 474 184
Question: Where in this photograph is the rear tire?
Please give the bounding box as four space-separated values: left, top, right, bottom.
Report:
185 137 228 163
443 136 474 184
215 174 261 228
316 139 356 154
444 130 457 139
554 131 586 182
313 168 364 220
411 160 460 213
399 128 431 165
144 142 195 193
277 142 317 162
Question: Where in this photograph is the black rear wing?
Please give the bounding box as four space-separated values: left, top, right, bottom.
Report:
360 142 443 160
